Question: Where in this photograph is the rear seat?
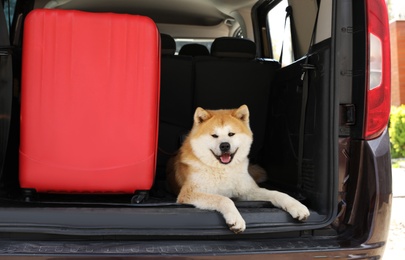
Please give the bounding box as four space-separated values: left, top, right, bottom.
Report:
159 34 194 131
157 34 194 177
157 36 280 178
194 37 280 162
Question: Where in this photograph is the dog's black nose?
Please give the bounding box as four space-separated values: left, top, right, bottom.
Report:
220 142 230 152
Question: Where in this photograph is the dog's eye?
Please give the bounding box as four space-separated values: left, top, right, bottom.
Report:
228 132 235 137
211 134 219 138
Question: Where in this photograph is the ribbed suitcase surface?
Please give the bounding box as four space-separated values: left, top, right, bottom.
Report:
19 9 160 193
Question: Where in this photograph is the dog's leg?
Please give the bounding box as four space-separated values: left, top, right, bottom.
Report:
177 187 246 233
243 187 310 221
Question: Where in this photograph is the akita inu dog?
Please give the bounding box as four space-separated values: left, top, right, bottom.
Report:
167 105 310 233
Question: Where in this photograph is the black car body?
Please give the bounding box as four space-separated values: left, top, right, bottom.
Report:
0 0 392 258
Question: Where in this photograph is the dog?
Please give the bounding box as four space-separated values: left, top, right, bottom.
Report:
167 105 310 233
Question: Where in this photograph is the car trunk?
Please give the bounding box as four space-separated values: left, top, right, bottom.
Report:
0 39 337 238
0 1 338 239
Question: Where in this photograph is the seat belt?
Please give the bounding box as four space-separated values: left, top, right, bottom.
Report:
297 1 320 191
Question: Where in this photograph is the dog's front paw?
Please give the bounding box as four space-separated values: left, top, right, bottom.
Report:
224 212 246 234
287 202 310 221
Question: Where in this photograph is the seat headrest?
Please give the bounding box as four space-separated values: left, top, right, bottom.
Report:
211 37 256 59
161 33 176 55
179 44 209 56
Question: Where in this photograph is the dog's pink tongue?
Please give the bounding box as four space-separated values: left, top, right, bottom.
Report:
220 153 231 164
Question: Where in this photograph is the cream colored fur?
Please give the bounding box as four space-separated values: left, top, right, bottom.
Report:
167 105 310 233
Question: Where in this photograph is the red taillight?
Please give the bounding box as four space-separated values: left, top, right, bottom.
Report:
364 0 391 140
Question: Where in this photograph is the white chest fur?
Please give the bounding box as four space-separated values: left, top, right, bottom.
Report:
187 159 256 198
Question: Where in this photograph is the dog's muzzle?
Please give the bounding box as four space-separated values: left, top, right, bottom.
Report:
211 142 238 164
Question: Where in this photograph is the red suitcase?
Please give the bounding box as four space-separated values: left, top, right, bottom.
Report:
19 9 160 195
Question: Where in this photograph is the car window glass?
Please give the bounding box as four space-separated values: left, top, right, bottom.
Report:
267 0 294 66
174 39 214 55
3 0 16 32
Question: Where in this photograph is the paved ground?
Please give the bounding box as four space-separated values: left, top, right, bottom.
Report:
383 167 405 260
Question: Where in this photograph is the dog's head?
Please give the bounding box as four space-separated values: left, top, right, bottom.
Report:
189 105 253 167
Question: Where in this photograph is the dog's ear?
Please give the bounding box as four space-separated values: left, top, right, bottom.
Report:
233 104 249 123
194 107 212 125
